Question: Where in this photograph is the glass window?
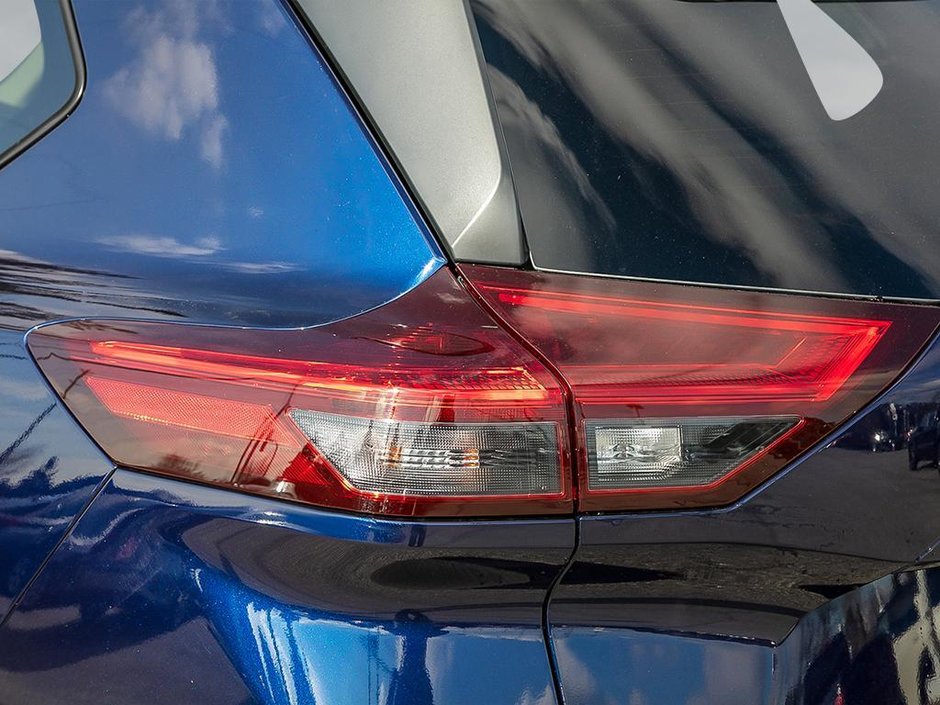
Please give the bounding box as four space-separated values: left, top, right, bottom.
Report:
471 0 940 300
0 0 80 166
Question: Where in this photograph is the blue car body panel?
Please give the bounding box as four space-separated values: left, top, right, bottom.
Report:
0 329 113 623
0 0 443 331
0 470 572 705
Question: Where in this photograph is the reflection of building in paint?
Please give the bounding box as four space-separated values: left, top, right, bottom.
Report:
0 249 182 331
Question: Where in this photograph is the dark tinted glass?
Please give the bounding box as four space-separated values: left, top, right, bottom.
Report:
0 0 79 165
471 0 940 299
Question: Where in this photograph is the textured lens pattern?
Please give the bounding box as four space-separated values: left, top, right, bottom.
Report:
587 418 796 489
289 410 561 496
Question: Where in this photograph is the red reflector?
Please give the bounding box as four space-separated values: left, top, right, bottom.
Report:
85 377 300 447
28 269 572 518
463 265 939 511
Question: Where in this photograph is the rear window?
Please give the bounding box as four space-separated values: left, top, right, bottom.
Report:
0 0 80 166
470 0 940 299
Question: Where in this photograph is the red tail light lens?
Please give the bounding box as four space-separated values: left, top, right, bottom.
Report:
28 264 938 516
28 269 572 518
464 265 939 511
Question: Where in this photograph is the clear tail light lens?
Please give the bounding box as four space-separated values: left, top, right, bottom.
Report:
464 265 939 511
288 410 560 496
586 417 800 490
27 269 572 518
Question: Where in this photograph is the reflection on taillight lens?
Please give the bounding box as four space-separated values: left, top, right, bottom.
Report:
27 269 572 518
464 265 939 511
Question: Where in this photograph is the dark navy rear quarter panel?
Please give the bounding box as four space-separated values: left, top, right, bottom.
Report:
548 331 940 703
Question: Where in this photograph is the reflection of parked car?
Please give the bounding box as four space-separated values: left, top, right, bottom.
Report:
908 409 940 471
837 402 908 452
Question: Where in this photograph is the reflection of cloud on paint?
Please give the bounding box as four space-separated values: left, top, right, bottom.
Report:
94 235 300 273
515 685 554 705
258 2 287 37
200 114 227 168
104 3 227 168
105 36 218 141
698 642 766 705
221 262 301 274
552 639 602 702
97 234 223 257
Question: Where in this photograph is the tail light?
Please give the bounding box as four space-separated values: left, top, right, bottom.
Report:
29 266 937 516
27 269 571 518
463 266 939 511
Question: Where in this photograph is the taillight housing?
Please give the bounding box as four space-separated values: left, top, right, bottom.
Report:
28 265 938 517
28 269 572 518
464 265 939 511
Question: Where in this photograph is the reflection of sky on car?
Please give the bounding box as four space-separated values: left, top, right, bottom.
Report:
0 0 441 327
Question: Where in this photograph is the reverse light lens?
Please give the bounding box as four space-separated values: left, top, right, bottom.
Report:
289 411 561 496
464 265 939 510
587 417 799 490
27 269 572 518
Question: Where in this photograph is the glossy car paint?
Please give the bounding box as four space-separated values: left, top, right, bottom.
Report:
1 0 940 704
294 0 528 265
551 565 940 704
0 330 113 622
548 330 940 703
0 0 443 330
0 470 573 704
